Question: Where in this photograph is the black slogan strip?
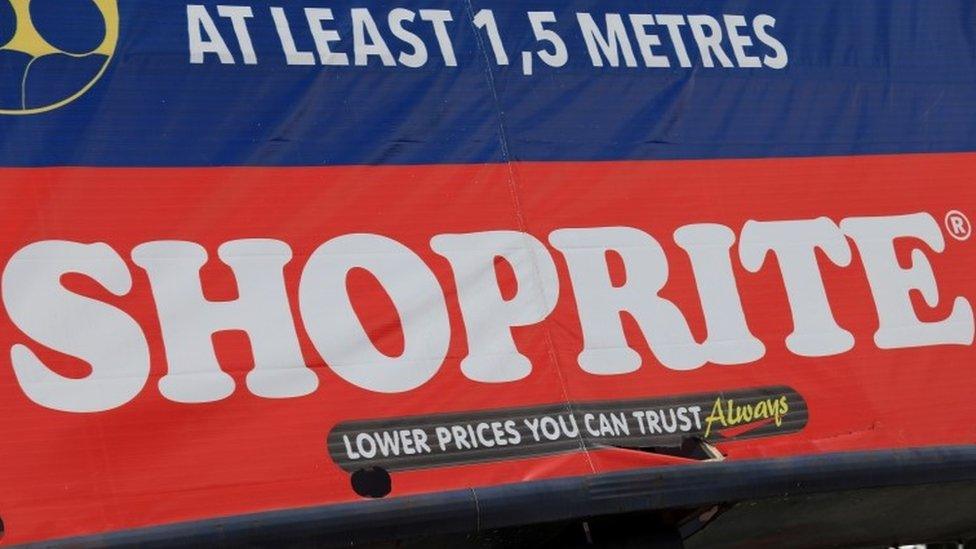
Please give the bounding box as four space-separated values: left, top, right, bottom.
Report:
327 386 808 472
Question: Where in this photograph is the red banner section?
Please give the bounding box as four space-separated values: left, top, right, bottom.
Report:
1 153 974 543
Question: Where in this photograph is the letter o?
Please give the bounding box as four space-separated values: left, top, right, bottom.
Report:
356 433 377 459
299 234 451 393
541 416 560 441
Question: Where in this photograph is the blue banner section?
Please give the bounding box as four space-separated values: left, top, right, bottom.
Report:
0 0 974 166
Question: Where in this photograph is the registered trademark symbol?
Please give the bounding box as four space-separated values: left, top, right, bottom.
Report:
945 210 971 241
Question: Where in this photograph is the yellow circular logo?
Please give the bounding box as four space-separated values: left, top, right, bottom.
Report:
0 0 118 115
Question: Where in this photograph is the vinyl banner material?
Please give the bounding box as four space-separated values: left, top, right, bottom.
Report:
1 0 975 544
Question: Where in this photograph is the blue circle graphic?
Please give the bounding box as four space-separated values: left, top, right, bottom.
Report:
30 0 106 55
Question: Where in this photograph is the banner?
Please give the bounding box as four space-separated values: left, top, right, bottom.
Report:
1 1 975 544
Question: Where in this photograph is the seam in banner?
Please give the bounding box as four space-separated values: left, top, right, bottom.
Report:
460 0 596 474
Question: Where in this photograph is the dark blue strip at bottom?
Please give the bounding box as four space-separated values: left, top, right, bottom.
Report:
30 446 976 548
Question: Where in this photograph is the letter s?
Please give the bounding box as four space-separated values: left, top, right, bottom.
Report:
3 241 150 412
753 14 787 69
